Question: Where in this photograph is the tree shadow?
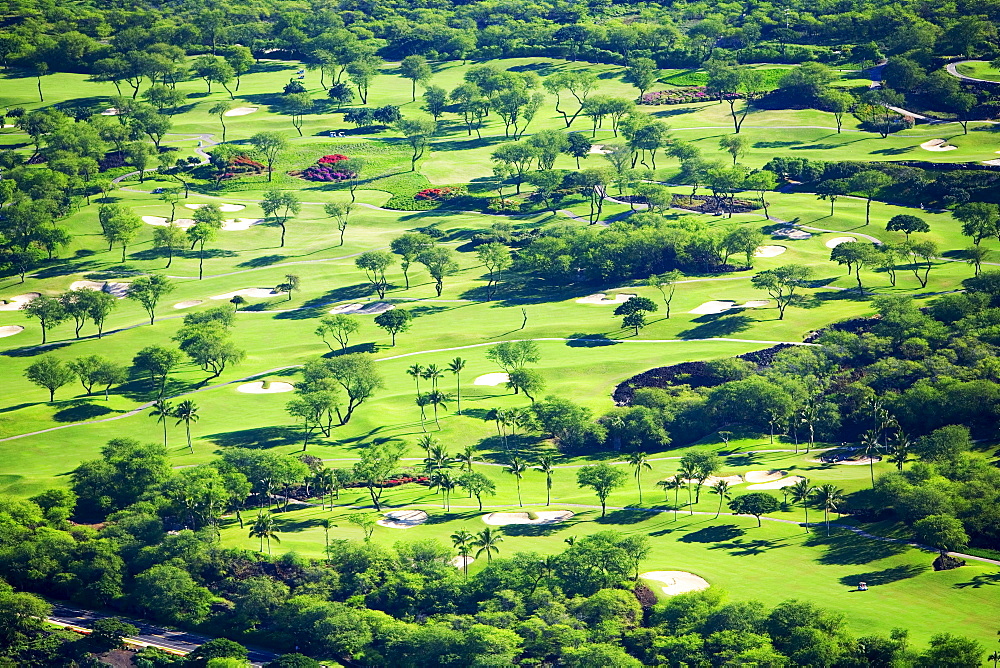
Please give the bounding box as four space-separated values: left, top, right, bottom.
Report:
206 426 301 450
952 571 1000 589
1 341 74 357
596 508 657 524
500 519 580 536
566 333 621 347
52 401 118 423
237 254 288 268
713 537 788 556
679 523 746 543
806 531 908 565
838 564 928 587
678 313 753 338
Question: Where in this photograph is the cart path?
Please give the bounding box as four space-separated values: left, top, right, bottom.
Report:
945 60 1000 85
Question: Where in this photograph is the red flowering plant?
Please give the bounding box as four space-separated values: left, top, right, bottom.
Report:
318 154 349 164
414 186 465 201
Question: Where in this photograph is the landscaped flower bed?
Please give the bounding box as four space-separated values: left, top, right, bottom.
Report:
414 186 465 201
301 154 357 181
640 87 742 105
346 475 429 489
318 154 349 164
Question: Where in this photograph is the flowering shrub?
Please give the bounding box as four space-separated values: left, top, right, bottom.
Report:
488 197 521 213
302 164 357 181
229 156 266 173
318 154 349 164
640 87 742 105
414 186 465 201
347 475 429 489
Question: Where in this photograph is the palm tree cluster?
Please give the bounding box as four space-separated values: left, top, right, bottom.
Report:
149 398 200 453
407 358 465 431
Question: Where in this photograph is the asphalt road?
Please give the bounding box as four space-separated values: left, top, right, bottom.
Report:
48 603 276 666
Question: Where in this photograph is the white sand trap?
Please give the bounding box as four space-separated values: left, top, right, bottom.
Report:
641 571 711 596
474 372 510 386
211 288 284 300
588 144 612 154
576 292 637 305
707 474 744 486
744 470 786 483
747 475 805 490
173 300 204 309
450 555 474 568
236 381 295 394
184 203 246 212
773 227 812 240
807 457 881 465
825 236 856 248
920 139 957 152
221 218 263 231
328 302 395 315
689 300 735 315
0 325 24 338
377 509 428 529
482 510 574 525
224 106 258 117
142 216 195 229
71 280 130 298
741 300 770 308
754 245 786 258
0 293 40 311
100 107 119 116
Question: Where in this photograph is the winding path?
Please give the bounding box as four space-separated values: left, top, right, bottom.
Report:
945 60 1000 85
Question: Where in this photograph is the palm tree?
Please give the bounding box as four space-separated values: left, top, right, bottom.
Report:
473 527 504 563
678 460 698 515
813 484 845 536
506 456 528 507
535 455 556 506
422 363 443 392
173 399 200 453
448 357 466 415
627 452 652 504
407 364 424 422
860 429 881 489
789 478 814 531
149 399 173 448
424 442 452 475
418 434 438 460
428 390 449 429
711 480 731 519
889 429 911 471
454 445 478 473
248 512 280 554
433 470 456 510
415 393 431 432
322 517 336 562
988 650 999 668
451 529 475 578
659 476 683 520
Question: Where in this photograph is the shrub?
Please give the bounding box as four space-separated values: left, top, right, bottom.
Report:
318 154 349 164
414 186 465 201
488 197 521 213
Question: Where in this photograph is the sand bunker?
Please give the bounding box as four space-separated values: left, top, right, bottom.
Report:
142 216 195 229
807 456 881 465
772 227 812 240
754 245 787 258
744 470 786 483
71 280 130 297
683 473 745 486
588 144 613 154
173 300 204 309
576 293 637 305
0 293 40 311
328 302 395 315
184 203 246 213
920 139 957 152
100 108 119 116
0 325 24 338
747 475 806 490
825 236 856 248
483 511 574 525
689 300 735 315
741 300 770 308
474 372 510 386
211 288 284 300
641 571 711 596
377 510 428 529
221 218 264 231
224 106 258 117
450 555 474 568
236 381 295 394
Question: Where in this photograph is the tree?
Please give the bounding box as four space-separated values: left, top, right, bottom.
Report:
886 214 929 240
711 479 732 519
250 132 288 182
491 142 538 194
919 634 985 668
149 398 173 447
506 456 528 507
400 55 432 101
534 455 556 506
69 354 123 397
346 56 381 104
373 308 412 346
188 219 222 281
831 242 880 294
132 345 183 396
127 274 174 325
347 512 378 541
448 357 466 415
320 353 385 425
153 223 186 269
908 240 938 288
913 424 972 462
913 514 969 555
22 295 67 344
324 202 354 246
623 57 658 97
719 134 749 165
476 242 513 299
90 618 139 651
284 92 313 137
615 296 657 334
813 484 844 535
187 638 249 666
627 452 652 504
315 315 359 352
506 368 545 401
473 527 504 563
261 190 301 248
577 463 627 517
848 170 892 226
25 355 75 401
174 399 200 453
752 265 813 320
789 478 814 531
355 250 395 298
954 202 999 246
965 245 991 277
861 87 907 138
101 207 142 262
817 89 855 133
390 233 435 290
248 512 280 554
418 247 459 297
566 132 592 168
422 85 448 121
458 471 496 512
451 529 475 577
352 442 404 510
487 340 541 372
728 492 779 527
816 179 849 216
394 117 436 173
193 55 235 97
